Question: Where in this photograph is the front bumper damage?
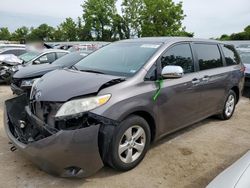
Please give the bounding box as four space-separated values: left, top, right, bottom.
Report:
4 95 114 178
10 83 25 95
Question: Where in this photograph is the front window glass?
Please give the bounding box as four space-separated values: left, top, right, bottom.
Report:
56 52 67 59
161 44 194 73
19 51 40 63
36 53 56 64
75 42 162 77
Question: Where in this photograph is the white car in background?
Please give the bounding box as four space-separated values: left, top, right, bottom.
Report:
0 49 69 83
18 49 69 66
207 151 250 188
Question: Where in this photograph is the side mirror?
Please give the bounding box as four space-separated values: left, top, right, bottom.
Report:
161 65 184 78
33 60 40 65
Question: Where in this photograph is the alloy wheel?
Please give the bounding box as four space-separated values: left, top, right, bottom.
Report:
118 125 146 164
225 94 235 117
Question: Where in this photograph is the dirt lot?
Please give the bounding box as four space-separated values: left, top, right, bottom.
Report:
0 85 250 188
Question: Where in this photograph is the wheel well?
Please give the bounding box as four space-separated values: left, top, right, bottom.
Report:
126 111 156 142
231 86 240 103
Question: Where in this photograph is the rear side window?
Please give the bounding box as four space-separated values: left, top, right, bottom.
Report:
161 44 194 73
194 44 223 71
221 44 240 66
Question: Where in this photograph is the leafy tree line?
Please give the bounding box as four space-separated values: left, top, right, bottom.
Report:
219 25 250 40
0 0 193 42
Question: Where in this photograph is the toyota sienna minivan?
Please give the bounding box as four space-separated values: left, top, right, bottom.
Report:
4 37 245 178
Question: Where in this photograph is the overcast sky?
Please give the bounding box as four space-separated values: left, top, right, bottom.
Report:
0 0 249 38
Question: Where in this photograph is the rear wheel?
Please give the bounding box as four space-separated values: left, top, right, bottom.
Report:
218 90 236 120
107 115 151 171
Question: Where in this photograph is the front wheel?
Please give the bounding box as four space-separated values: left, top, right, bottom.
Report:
218 90 237 120
107 115 151 171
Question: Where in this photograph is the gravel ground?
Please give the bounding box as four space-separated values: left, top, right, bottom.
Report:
0 85 250 188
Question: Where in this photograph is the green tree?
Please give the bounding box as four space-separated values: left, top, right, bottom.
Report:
52 27 64 42
82 0 117 41
28 24 55 41
112 14 128 40
11 26 29 41
244 25 250 33
60 18 78 41
77 17 93 41
121 0 143 38
218 25 250 40
0 27 11 40
140 0 187 37
219 34 231 41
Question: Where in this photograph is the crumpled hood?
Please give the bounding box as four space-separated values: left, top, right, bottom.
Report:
14 63 61 79
33 69 121 102
244 64 250 74
0 54 22 65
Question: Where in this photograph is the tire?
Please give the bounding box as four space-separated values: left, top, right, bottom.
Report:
218 90 237 120
107 115 151 171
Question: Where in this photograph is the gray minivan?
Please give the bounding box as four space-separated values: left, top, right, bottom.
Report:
4 37 245 178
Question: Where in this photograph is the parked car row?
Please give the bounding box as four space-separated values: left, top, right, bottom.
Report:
11 52 86 95
237 48 250 87
0 42 109 84
3 37 245 179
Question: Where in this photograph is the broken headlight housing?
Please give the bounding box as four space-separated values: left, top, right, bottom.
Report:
21 78 39 87
55 94 111 118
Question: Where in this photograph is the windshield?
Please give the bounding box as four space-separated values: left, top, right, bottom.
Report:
18 51 40 63
53 52 85 66
239 52 250 64
75 42 161 77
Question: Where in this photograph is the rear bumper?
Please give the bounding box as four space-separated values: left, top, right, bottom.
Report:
4 95 104 178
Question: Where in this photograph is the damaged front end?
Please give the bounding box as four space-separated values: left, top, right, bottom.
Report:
4 94 116 178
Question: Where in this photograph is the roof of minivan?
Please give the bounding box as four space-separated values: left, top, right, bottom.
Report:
117 37 223 44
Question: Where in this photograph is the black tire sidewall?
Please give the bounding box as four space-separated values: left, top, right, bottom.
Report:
109 115 151 171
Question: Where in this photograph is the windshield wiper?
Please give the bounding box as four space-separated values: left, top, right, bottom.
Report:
80 69 105 74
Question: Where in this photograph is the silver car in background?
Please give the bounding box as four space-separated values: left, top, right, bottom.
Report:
237 48 250 87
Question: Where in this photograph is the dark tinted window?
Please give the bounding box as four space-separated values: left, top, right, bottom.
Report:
161 44 194 73
53 52 85 66
221 45 240 65
194 44 223 70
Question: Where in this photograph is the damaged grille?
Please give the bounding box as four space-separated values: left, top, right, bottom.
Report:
11 78 22 87
29 101 61 126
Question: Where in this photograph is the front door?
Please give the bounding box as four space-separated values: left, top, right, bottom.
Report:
157 43 203 136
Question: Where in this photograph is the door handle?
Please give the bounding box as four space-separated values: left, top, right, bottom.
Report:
192 78 200 85
202 75 210 81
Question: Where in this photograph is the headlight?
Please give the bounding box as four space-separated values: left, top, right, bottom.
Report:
11 66 18 72
55 94 111 118
21 78 39 87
